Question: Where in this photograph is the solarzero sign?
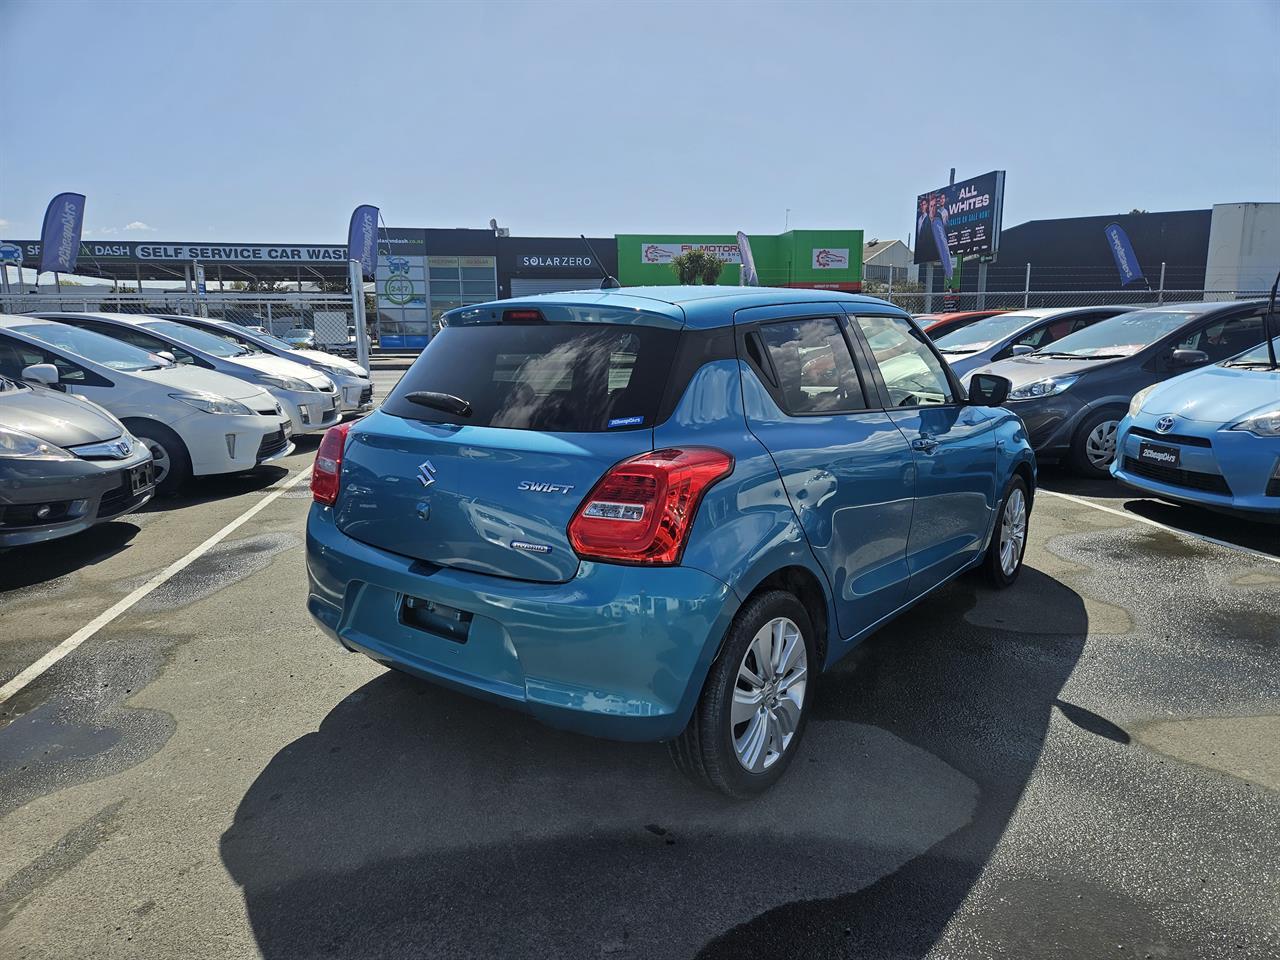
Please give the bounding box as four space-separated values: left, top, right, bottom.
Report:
518 255 594 269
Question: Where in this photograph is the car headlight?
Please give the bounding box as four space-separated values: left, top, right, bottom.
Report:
1229 407 1280 437
0 426 76 460
169 392 255 416
314 363 348 378
1008 375 1080 400
258 375 314 392
1128 384 1157 418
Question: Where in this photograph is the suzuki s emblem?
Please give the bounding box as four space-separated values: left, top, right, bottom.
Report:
1156 416 1175 434
417 460 437 487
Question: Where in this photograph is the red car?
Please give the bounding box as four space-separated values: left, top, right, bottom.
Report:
917 310 1008 340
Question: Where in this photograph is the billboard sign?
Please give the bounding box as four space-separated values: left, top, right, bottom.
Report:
913 171 1006 269
0 242 21 265
1103 222 1145 286
38 192 87 274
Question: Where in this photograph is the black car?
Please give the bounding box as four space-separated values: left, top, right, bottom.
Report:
969 299 1271 477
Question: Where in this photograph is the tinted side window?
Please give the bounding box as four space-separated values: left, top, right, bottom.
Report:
1182 313 1265 362
0 336 88 382
757 317 866 415
854 314 954 406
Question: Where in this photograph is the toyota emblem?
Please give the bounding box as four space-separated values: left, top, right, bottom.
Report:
1155 415 1175 434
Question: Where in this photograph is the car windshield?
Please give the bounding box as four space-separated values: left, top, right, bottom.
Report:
141 319 252 357
243 328 294 350
934 313 1039 351
1224 336 1280 366
1041 310 1196 357
13 323 165 371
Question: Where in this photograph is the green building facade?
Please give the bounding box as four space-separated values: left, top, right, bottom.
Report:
615 230 864 290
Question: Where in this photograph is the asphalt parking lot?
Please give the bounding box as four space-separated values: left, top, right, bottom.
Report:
1 361 1277 960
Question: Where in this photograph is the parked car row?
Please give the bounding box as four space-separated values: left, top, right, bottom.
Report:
0 311 373 547
922 300 1279 516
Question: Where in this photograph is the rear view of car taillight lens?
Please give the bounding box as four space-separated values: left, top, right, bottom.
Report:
311 421 352 506
568 447 734 565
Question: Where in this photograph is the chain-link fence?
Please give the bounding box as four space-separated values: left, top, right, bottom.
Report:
866 287 1272 315
0 292 366 355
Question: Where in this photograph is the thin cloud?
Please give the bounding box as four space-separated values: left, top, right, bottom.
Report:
124 221 154 232
0 218 9 229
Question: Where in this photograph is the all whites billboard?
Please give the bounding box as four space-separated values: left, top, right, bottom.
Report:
913 170 1006 268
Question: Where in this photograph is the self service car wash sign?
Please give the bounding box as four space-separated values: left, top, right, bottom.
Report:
38 192 86 275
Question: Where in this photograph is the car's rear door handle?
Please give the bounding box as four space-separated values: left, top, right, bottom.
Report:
911 437 940 453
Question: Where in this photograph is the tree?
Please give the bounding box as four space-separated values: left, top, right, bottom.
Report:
1128 208 1148 215
671 249 725 285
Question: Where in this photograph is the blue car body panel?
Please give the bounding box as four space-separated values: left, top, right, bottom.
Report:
1113 355 1280 514
305 286 1035 740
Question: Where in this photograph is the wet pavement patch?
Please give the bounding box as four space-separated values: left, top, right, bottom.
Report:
0 633 179 817
127 532 300 612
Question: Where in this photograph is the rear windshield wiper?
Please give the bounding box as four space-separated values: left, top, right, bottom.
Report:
403 391 472 417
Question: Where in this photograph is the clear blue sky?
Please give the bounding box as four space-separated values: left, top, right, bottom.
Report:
1 0 1277 246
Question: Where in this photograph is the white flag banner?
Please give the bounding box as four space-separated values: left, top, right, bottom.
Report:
737 232 759 286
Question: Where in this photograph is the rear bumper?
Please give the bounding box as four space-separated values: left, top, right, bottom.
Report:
305 504 739 741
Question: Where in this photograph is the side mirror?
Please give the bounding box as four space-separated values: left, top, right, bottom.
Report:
1171 348 1209 367
156 350 176 364
1011 344 1035 356
21 363 60 388
968 373 1011 407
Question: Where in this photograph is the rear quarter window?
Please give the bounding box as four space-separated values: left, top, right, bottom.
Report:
382 323 679 432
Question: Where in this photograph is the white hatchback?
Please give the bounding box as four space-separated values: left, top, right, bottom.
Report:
0 315 292 493
35 312 342 435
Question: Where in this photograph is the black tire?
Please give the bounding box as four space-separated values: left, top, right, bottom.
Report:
669 590 816 798
1069 408 1124 478
983 475 1030 588
124 420 191 495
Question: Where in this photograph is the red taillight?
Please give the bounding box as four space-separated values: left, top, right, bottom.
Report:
502 309 544 322
311 421 353 506
568 447 734 565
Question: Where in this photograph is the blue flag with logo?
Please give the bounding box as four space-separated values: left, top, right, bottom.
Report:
38 192 86 274
347 205 379 280
1104 222 1144 287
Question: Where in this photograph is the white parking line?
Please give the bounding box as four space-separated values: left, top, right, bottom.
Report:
1040 489 1280 565
0 466 315 706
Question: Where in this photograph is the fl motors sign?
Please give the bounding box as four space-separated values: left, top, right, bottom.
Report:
640 242 743 265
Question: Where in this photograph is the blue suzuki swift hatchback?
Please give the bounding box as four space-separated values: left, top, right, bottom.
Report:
306 287 1034 796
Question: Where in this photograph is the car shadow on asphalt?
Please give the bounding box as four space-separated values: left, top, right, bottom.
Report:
1038 465 1279 558
0 520 141 593
219 566 1088 960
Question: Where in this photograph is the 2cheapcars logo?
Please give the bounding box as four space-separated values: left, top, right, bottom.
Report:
812 248 849 269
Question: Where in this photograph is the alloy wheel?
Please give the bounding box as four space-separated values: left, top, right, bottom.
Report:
999 487 1027 577
732 617 808 773
142 438 171 485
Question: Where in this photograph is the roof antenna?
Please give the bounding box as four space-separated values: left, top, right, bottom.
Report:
1265 267 1279 370
581 235 620 289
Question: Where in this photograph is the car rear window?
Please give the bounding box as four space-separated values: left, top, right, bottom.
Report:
382 323 679 432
